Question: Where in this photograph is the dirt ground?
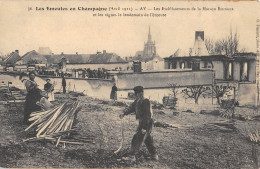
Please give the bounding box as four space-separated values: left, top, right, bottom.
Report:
0 92 260 168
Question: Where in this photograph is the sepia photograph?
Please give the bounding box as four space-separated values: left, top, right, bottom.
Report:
0 0 260 168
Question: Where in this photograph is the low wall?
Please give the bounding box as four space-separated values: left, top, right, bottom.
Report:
0 73 114 100
114 70 214 90
2 72 258 107
238 83 257 107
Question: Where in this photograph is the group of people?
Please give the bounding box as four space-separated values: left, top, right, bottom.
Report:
84 68 108 79
37 68 109 79
38 70 59 77
22 71 158 163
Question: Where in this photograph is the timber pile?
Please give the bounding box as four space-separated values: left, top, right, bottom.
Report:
205 121 236 133
23 101 92 146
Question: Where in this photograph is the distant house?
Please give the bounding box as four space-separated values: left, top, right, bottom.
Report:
133 55 164 71
1 50 21 71
2 50 21 66
42 50 127 70
61 52 84 64
43 54 64 65
64 50 128 70
85 50 126 64
43 52 83 64
17 50 48 65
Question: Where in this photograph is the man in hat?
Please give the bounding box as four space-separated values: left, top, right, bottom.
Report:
119 86 158 162
44 79 55 102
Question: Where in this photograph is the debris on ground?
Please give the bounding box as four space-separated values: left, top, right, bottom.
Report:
69 91 85 97
0 84 259 168
111 101 128 107
168 106 177 110
251 115 260 121
200 110 220 116
205 121 236 133
82 104 111 112
236 114 252 121
172 111 179 116
99 100 109 105
154 121 178 129
248 130 260 143
183 110 194 113
153 110 165 115
162 96 177 107
151 102 164 110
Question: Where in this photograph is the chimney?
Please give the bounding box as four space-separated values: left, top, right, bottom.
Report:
195 31 204 41
61 52 64 55
103 50 106 54
76 52 78 55
15 50 19 54
192 31 209 56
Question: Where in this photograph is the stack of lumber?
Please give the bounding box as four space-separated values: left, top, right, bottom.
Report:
23 100 92 146
206 121 236 132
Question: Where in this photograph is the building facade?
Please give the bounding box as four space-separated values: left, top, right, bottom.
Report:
164 31 257 106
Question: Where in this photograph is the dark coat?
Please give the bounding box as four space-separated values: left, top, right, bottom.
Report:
62 77 66 86
44 83 54 92
24 81 42 123
123 98 153 131
110 86 117 100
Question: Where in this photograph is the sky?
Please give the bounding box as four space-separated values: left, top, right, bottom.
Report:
0 1 259 58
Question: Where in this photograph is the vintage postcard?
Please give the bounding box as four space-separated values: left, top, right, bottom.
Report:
0 0 260 168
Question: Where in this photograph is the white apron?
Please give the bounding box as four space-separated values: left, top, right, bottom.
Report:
47 91 55 102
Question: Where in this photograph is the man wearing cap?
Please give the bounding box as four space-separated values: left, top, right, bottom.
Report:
119 86 158 162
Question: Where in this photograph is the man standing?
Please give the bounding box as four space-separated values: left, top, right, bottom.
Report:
62 75 66 94
119 86 158 162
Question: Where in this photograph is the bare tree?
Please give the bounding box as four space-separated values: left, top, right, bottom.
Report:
181 86 207 104
205 28 240 56
168 83 179 98
212 85 233 105
205 38 215 55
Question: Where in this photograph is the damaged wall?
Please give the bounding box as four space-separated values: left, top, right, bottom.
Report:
115 70 214 90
